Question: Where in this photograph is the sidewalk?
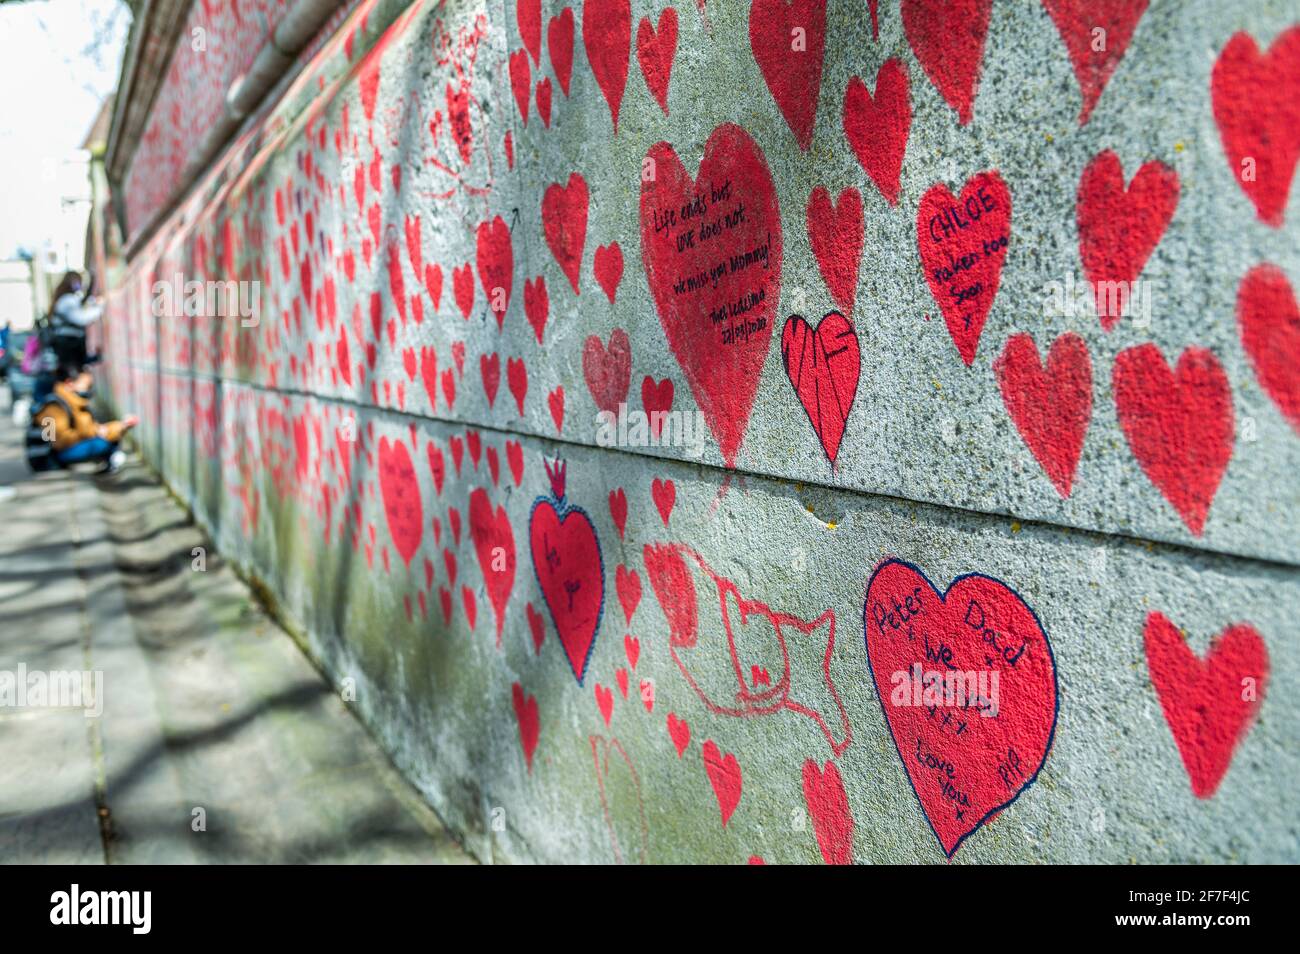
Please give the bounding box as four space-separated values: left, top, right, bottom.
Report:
0 412 473 864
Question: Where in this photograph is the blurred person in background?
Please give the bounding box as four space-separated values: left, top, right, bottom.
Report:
32 360 135 473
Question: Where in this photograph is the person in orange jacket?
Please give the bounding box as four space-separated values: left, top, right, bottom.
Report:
34 362 138 473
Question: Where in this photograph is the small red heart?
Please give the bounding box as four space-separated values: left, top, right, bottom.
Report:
424 263 443 311
1237 263 1300 435
548 8 575 97
461 585 477 630
608 487 628 538
480 352 501 407
547 386 565 433
516 0 542 64
748 0 826 150
667 712 690 757
593 242 624 304
1043 0 1150 124
582 329 632 416
616 564 641 626
802 759 854 865
806 187 863 317
992 332 1092 498
624 633 640 669
636 8 677 115
542 173 589 294
583 0 631 130
1144 612 1268 799
508 48 530 125
615 667 629 698
511 682 540 772
639 679 654 712
476 216 513 330
701 740 742 827
1211 26 1300 227
1077 150 1178 331
506 440 525 486
1112 344 1234 536
594 683 614 727
526 602 546 654
641 376 673 437
651 478 675 526
453 264 475 319
902 0 991 126
781 312 861 466
524 276 549 343
535 76 553 128
843 58 911 206
507 357 528 416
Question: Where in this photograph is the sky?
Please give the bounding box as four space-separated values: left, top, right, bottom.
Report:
0 0 130 261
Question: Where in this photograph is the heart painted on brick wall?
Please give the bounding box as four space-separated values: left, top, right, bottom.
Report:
377 436 423 567
1237 264 1300 435
640 123 782 467
781 312 860 466
863 558 1058 858
583 329 632 416
469 488 516 646
917 170 1011 366
749 0 826 150
1144 612 1268 799
902 0 991 125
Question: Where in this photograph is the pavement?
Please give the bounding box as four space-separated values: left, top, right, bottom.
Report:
0 405 474 864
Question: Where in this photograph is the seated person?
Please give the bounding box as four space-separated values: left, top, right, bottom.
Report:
34 363 137 473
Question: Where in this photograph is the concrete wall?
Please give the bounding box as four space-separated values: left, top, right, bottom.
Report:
100 0 1300 862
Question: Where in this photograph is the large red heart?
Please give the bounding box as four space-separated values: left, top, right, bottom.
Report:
583 0 631 131
901 0 991 126
748 0 826 150
864 559 1059 858
511 682 540 772
476 216 513 330
1237 263 1300 435
701 739 743 827
1211 26 1300 228
1112 344 1234 537
636 8 677 115
992 332 1092 498
1144 612 1268 799
842 58 911 206
530 463 605 685
469 488 516 646
377 436 423 567
582 328 632 416
543 172 589 294
806 186 863 316
917 170 1012 366
639 123 783 467
1077 150 1178 331
802 759 853 865
781 312 860 466
1043 0 1150 124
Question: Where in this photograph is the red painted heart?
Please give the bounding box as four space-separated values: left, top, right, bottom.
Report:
843 58 911 206
1144 612 1268 799
1043 0 1150 124
640 123 782 467
917 169 1011 366
543 173 589 294
1211 26 1300 227
476 215 513 330
507 357 528 416
377 436 423 567
582 328 632 416
992 332 1092 498
864 558 1058 858
593 242 624 304
636 8 677 115
806 186 863 316
583 0 631 130
511 682 540 771
1237 264 1300 435
516 0 542 64
667 712 691 757
1112 344 1234 537
616 564 641 626
802 759 854 865
548 8 575 96
508 48 530 125
901 0 991 125
1077 150 1178 331
469 488 516 646
530 463 605 685
781 312 860 466
651 477 675 525
702 739 743 827
749 0 826 150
